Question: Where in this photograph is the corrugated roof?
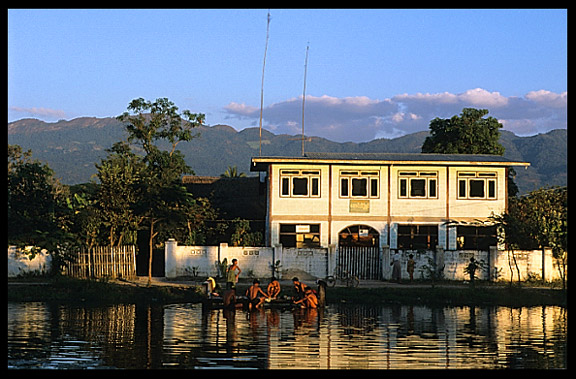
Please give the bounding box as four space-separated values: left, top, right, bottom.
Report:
304 152 520 163
182 175 220 184
250 152 530 171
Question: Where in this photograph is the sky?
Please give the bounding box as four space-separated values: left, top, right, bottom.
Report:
8 9 567 143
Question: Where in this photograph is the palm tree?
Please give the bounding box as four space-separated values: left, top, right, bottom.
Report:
221 165 246 178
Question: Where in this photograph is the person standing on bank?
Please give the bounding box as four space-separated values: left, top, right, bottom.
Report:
466 257 478 287
407 254 416 282
391 251 402 283
226 258 242 289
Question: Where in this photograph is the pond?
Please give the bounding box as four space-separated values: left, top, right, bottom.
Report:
8 302 567 369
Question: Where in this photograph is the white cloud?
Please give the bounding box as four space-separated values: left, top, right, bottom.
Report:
223 102 259 117
525 90 567 108
225 95 398 142
393 91 458 104
459 88 509 107
391 112 422 123
10 106 67 120
223 88 567 142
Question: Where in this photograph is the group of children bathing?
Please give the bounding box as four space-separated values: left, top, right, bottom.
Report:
220 276 319 310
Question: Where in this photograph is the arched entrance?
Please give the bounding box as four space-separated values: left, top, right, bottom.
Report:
337 225 381 280
338 224 380 247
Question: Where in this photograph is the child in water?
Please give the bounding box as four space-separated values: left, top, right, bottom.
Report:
267 277 281 300
245 279 268 310
293 286 318 308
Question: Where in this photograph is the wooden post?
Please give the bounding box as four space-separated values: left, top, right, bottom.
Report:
87 247 92 279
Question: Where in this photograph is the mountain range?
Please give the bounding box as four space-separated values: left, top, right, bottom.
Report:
8 117 567 194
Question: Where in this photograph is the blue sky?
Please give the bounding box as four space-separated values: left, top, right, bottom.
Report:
8 9 567 142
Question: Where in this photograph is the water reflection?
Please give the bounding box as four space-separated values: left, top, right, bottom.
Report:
8 302 567 369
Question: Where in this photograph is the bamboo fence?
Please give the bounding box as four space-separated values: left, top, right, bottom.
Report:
64 245 137 279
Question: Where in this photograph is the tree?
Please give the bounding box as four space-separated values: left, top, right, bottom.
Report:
8 145 59 245
67 184 102 251
119 97 204 156
521 187 567 288
421 108 518 196
134 150 194 284
177 197 219 246
421 108 505 155
8 144 79 274
491 186 567 289
229 218 263 247
94 141 145 247
221 165 246 178
117 98 205 285
490 198 532 285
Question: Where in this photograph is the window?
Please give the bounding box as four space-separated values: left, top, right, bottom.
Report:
280 170 320 198
456 226 497 250
469 180 484 197
397 224 438 249
398 171 438 199
279 224 321 248
410 179 426 197
457 172 497 199
340 170 379 198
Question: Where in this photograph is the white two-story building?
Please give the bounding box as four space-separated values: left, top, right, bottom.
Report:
251 152 529 252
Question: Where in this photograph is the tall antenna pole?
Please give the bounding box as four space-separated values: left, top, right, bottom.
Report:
301 43 309 157
259 10 271 157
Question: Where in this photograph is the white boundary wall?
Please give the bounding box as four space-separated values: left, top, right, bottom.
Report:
165 239 564 283
165 239 335 280
8 246 52 277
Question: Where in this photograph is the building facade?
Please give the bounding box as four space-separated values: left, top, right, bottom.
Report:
251 153 529 251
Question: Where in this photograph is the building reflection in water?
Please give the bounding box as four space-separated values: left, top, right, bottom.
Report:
8 302 567 369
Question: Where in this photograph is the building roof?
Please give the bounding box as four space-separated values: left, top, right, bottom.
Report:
251 152 530 171
182 175 220 184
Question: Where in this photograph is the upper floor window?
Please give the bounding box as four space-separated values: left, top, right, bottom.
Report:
280 169 320 198
457 172 497 200
339 170 379 198
398 171 438 199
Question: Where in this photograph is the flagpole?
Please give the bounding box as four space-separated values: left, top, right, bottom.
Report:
301 43 309 157
259 10 271 157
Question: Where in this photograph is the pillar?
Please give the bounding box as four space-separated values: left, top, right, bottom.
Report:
273 244 283 279
435 246 445 278
381 245 390 280
165 238 177 278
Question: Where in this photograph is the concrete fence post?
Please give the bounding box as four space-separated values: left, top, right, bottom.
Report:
328 244 337 278
165 238 177 278
273 244 283 279
218 243 228 277
435 246 445 278
489 246 498 281
382 245 390 280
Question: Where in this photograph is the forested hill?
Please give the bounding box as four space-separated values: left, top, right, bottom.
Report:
8 117 566 194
